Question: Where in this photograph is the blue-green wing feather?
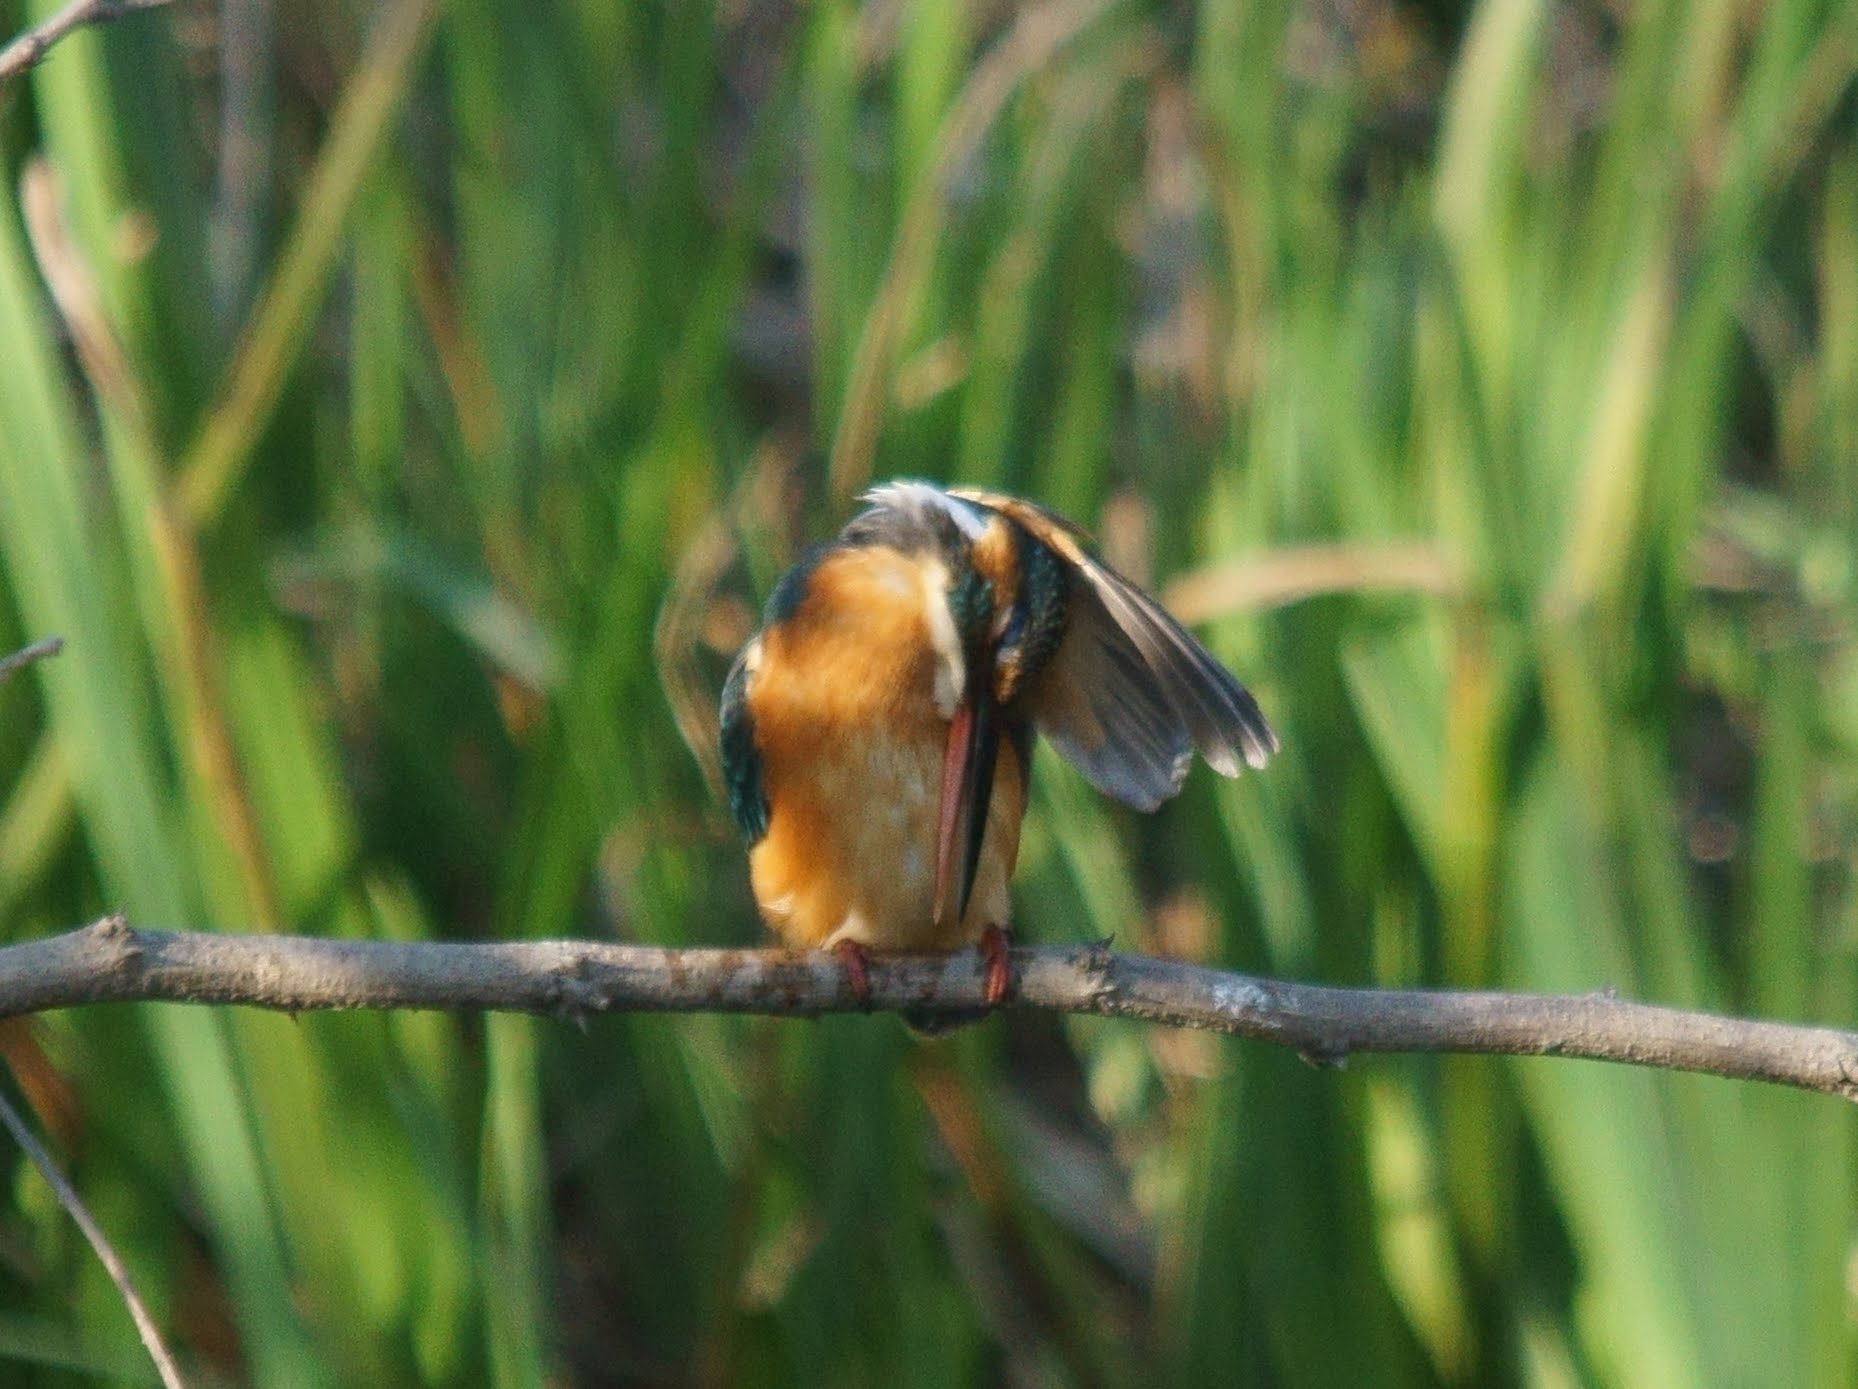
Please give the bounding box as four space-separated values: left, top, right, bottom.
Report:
718 648 769 844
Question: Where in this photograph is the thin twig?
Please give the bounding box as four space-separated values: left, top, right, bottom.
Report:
0 637 64 687
5 918 1858 1103
0 1087 187 1387
0 0 174 88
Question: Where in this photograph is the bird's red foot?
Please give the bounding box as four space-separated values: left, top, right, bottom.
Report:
833 940 874 1010
979 926 1014 1006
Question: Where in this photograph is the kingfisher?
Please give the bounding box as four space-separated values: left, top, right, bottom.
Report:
719 481 1276 1011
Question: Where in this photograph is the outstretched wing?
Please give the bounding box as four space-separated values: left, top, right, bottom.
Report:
718 642 770 844
953 488 1278 811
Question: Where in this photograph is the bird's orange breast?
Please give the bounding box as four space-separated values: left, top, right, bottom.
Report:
745 547 1023 951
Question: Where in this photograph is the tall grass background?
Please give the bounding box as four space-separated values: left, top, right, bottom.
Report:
0 0 1853 1383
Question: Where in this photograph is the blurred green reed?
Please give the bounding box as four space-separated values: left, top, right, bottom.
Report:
0 0 1854 1383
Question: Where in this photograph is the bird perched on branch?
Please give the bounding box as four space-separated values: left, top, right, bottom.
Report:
719 481 1276 1014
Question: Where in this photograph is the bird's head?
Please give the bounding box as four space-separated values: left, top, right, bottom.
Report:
844 481 1066 715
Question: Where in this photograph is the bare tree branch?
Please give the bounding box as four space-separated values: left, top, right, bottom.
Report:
0 1089 187 1387
6 917 1857 1102
0 636 63 686
0 0 173 88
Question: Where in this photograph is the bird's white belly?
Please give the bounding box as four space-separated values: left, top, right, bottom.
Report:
751 722 1018 952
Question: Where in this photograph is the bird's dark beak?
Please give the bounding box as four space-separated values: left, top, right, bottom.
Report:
934 645 998 933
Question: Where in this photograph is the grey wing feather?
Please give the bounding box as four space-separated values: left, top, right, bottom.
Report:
1033 601 1195 811
1070 558 1279 777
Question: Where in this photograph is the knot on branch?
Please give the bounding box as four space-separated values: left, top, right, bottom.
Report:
547 948 608 1027
1297 1042 1350 1070
1073 937 1119 1007
87 914 142 973
1833 1057 1858 1103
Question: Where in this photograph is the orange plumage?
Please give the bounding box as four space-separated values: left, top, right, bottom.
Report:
740 546 1025 952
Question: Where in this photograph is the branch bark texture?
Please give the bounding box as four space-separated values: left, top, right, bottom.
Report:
0 0 173 87
8 918 1858 1103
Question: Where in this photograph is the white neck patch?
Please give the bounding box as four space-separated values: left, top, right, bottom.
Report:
918 557 966 719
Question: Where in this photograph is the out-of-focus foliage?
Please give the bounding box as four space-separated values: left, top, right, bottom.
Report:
0 0 1854 1383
